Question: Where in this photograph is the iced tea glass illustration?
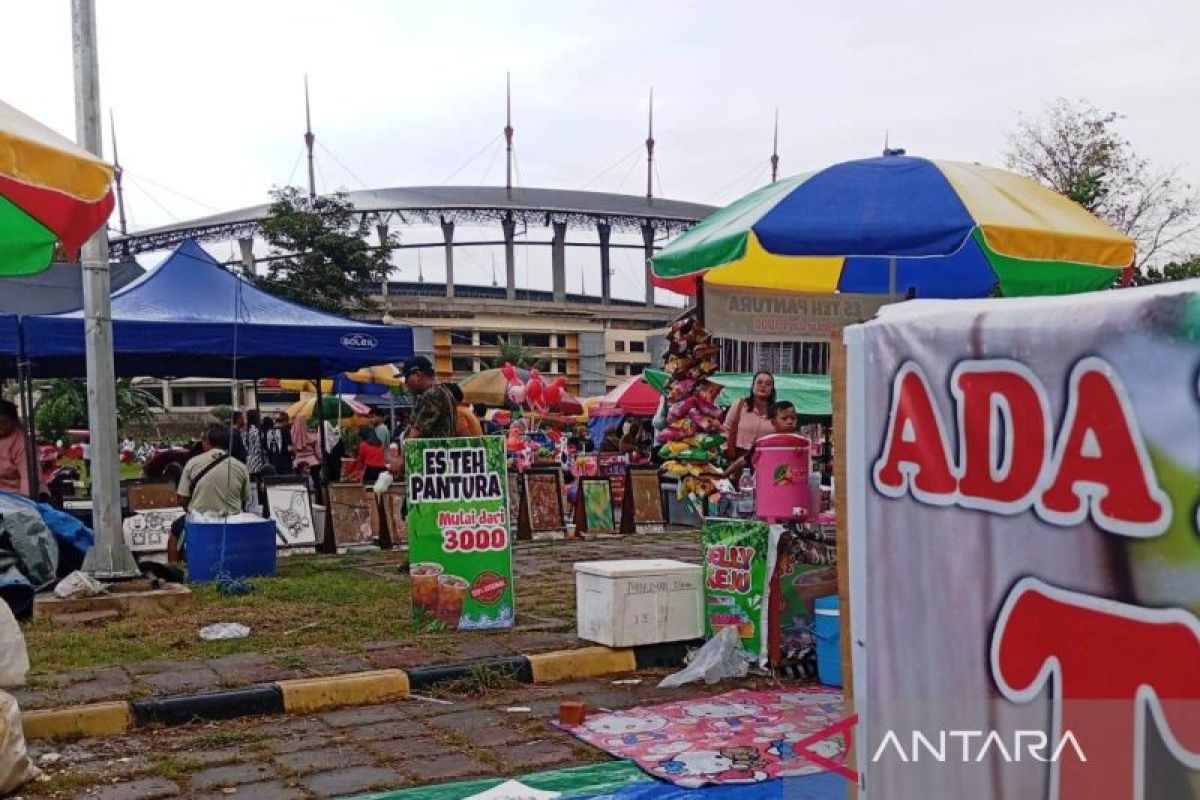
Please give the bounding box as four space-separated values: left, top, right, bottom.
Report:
410 563 443 613
436 574 470 628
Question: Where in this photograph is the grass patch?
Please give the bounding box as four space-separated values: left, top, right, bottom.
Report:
24 554 413 674
274 653 308 670
431 663 523 699
151 755 198 780
187 729 262 749
30 769 102 794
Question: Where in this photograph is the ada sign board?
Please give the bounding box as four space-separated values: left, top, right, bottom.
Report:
844 287 1200 800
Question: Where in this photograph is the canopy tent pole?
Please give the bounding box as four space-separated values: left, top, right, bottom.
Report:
17 360 39 500
73 0 137 577
315 375 335 553
888 257 898 301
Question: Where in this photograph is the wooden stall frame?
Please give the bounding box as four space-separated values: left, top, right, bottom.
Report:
575 475 617 536
517 468 567 540
621 465 666 534
325 482 376 548
125 480 179 512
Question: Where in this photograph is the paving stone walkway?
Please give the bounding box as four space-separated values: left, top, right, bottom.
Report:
16 532 702 711
22 670 748 799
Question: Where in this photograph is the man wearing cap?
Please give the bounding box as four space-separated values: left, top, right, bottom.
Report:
401 356 456 440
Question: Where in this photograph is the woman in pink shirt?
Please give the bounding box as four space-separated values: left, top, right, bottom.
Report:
0 400 30 496
724 371 777 460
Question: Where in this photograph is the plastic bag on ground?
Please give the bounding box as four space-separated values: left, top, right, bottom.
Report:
198 622 250 641
657 626 751 688
0 603 29 688
53 570 106 600
0 691 41 794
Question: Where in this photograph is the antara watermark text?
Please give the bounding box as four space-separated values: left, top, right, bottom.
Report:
873 730 1087 764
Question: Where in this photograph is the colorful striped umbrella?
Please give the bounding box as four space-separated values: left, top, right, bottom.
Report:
651 155 1135 298
286 394 372 421
0 100 115 276
267 365 404 396
459 367 530 406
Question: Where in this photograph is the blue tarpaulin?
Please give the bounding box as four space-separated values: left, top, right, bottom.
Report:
21 239 414 378
588 413 625 450
579 773 847 799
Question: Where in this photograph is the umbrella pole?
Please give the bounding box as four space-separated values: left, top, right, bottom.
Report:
389 392 396 437
696 282 707 325
888 257 897 301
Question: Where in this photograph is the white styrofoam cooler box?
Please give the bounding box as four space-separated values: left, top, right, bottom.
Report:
574 559 703 648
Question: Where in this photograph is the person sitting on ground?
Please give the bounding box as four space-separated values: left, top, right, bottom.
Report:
446 383 483 437
168 424 251 562
723 400 799 480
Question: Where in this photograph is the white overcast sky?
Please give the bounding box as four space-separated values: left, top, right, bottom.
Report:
5 0 1199 298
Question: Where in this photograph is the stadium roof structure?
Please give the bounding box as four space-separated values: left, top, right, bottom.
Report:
112 185 718 256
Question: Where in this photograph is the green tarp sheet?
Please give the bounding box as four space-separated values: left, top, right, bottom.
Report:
643 370 832 417
352 760 649 800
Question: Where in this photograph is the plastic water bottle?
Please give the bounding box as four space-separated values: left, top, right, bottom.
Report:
737 469 756 517
808 472 823 517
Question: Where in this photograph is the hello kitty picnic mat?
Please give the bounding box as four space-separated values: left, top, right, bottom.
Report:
556 687 849 788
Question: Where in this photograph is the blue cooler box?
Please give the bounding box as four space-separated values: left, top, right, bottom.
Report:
186 519 278 582
814 594 842 687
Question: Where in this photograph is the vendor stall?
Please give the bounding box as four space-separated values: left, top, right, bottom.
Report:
642 153 1142 758
20 239 414 379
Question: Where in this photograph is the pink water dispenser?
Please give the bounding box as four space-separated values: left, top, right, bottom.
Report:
751 433 812 521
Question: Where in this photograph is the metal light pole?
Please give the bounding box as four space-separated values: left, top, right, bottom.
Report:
73 0 137 577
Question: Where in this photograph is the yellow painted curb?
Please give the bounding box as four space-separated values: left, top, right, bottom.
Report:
278 669 410 714
527 647 637 683
22 702 131 741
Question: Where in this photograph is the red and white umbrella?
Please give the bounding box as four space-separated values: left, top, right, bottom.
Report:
592 376 662 417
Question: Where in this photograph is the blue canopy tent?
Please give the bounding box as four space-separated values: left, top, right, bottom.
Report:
21 239 414 378
0 314 19 377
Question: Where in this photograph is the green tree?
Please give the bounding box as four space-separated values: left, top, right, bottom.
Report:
254 186 396 313
1130 254 1200 286
490 334 546 370
34 379 161 442
1005 98 1199 270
